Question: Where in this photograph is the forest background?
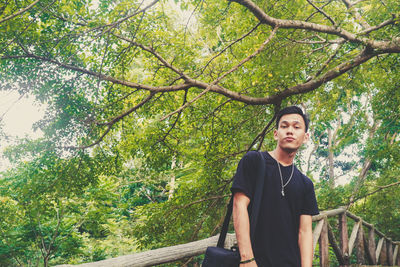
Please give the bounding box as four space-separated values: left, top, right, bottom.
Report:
0 0 399 266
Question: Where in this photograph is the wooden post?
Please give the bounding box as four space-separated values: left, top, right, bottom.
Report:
349 221 361 256
397 246 400 266
380 239 388 265
327 223 345 265
393 244 399 266
319 218 329 267
312 219 325 258
367 227 377 264
339 213 350 264
387 240 394 266
356 222 364 264
376 237 384 263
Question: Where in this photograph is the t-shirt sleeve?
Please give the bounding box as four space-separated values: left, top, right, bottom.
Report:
300 177 319 215
230 151 259 199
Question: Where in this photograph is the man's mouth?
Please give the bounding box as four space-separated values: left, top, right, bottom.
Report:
285 137 295 142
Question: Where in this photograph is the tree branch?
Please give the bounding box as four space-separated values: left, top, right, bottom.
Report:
112 33 189 80
0 0 40 24
95 0 159 35
341 0 366 9
229 0 400 52
307 43 343 81
0 0 57 55
306 0 336 26
183 0 204 45
268 48 376 102
305 0 333 22
359 17 397 35
158 90 188 144
70 93 155 149
229 0 360 41
179 195 229 211
46 208 62 261
347 119 379 207
248 106 279 151
340 0 370 29
2 43 377 111
2 53 192 92
351 180 400 204
100 93 155 126
197 22 262 77
161 27 278 120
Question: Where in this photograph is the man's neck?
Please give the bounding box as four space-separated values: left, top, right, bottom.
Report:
270 148 297 166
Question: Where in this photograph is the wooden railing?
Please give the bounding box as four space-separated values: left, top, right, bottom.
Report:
56 207 400 267
312 207 399 266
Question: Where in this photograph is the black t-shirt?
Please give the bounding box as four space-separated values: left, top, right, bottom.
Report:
231 151 319 267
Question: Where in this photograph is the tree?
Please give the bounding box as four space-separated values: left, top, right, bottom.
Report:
0 0 400 265
1 0 399 147
0 138 141 266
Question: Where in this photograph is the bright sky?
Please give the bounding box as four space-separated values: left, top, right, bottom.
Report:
0 91 44 137
0 91 45 170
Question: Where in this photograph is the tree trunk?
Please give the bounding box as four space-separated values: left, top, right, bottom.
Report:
327 128 335 187
168 156 176 200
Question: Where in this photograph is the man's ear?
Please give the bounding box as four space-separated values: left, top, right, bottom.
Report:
303 132 310 144
273 129 278 140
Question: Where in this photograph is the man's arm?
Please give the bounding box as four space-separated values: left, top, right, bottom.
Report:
233 192 257 266
298 214 313 267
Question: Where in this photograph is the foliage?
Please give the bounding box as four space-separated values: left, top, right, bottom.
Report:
0 0 400 265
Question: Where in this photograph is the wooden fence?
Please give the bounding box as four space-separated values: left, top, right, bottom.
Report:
56 207 399 267
312 207 399 266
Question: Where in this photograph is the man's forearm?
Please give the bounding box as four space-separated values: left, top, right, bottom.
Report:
233 195 254 261
298 230 312 266
298 215 313 267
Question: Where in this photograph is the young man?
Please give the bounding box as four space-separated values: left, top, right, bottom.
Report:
231 106 319 267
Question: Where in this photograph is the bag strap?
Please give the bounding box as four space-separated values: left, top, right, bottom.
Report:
216 195 234 247
249 151 265 247
217 151 266 248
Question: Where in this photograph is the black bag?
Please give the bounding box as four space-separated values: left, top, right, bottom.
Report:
202 246 240 266
202 152 266 267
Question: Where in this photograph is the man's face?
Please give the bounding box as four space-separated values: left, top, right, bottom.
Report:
274 113 309 153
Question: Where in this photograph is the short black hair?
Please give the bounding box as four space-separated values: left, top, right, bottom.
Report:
275 106 309 132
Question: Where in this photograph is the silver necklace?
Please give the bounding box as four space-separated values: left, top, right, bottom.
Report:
276 159 294 197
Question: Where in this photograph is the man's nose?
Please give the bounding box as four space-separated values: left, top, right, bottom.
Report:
286 126 294 134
